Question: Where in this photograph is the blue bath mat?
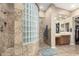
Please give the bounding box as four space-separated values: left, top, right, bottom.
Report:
40 48 57 56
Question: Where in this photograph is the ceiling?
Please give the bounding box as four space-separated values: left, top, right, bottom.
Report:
37 3 50 11
37 3 79 11
54 3 79 11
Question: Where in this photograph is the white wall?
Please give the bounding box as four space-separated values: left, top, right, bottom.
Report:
51 16 56 48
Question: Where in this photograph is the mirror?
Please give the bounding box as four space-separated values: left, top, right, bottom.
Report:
56 23 60 33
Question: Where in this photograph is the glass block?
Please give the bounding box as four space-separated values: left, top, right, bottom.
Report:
23 3 39 43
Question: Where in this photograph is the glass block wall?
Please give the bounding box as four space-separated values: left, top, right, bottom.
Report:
23 3 39 44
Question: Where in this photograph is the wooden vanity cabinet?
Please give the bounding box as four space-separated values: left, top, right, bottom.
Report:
56 35 70 45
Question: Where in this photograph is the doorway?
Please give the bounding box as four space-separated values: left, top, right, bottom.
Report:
75 25 79 44
39 18 51 51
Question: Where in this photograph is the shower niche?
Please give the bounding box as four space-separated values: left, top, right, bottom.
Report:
0 18 7 32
